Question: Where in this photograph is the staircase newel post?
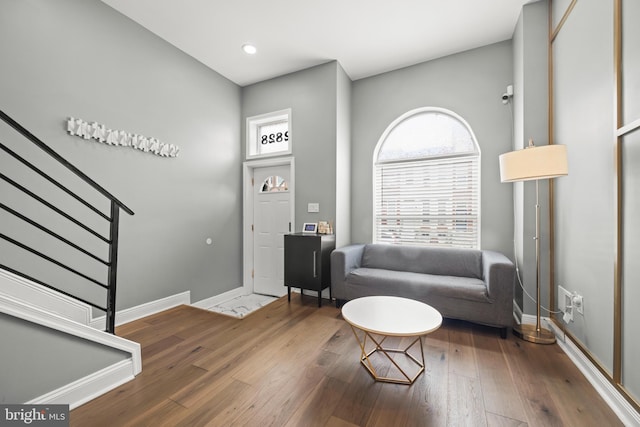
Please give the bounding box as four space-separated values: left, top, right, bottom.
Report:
106 201 120 334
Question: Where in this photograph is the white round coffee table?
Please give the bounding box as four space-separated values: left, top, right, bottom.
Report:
341 296 442 385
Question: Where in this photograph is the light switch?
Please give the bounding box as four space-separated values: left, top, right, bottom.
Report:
307 203 319 213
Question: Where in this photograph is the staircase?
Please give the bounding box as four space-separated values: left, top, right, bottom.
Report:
0 109 140 407
0 109 133 332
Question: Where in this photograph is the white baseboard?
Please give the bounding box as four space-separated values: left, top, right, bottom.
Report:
1 287 194 410
0 269 191 331
89 291 191 330
191 287 247 310
0 269 92 324
520 314 640 426
27 359 135 410
0 291 141 375
2 292 142 409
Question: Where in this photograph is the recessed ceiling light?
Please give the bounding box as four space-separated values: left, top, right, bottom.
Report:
242 43 257 55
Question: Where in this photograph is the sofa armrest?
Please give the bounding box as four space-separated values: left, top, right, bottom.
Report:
482 250 515 301
330 244 365 300
481 250 515 328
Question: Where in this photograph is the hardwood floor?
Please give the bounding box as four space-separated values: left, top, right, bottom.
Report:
71 296 621 426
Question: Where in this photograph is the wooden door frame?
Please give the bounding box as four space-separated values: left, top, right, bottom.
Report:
242 157 295 294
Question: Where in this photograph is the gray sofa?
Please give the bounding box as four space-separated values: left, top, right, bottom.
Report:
331 244 515 338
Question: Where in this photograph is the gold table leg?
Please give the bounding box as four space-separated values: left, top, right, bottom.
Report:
348 325 425 385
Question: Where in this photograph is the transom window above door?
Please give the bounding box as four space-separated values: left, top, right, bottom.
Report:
373 108 481 249
246 109 292 159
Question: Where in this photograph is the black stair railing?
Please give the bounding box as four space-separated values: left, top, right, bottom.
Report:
0 109 134 334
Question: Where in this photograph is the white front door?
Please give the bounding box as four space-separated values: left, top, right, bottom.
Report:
252 165 291 296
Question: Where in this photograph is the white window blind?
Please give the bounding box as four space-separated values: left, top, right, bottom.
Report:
373 108 481 248
374 155 479 248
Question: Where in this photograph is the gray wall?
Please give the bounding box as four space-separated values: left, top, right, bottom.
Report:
0 314 127 403
242 62 338 235
511 1 550 317
351 41 515 256
0 0 242 309
553 0 615 371
553 0 640 402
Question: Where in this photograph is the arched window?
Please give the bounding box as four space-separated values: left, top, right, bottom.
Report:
260 175 288 192
373 107 480 248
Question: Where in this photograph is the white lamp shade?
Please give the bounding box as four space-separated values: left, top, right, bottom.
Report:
499 144 568 182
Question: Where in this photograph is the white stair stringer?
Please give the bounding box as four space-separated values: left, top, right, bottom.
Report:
0 291 142 409
0 268 92 325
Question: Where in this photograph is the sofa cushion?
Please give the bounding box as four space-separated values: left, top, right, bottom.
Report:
361 244 483 279
346 268 489 303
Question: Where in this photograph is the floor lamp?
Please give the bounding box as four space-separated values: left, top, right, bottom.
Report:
499 139 568 344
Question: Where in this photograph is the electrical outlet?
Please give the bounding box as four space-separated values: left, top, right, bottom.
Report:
562 305 573 323
559 286 572 313
573 293 583 315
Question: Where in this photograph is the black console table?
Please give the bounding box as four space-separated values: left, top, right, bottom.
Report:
284 233 335 307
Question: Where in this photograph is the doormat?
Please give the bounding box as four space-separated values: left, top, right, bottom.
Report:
206 293 277 318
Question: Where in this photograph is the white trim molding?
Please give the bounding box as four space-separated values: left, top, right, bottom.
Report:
0 291 141 375
520 314 640 425
0 268 191 331
246 108 292 160
0 269 91 325
27 360 135 410
242 157 295 295
191 286 246 310
89 291 191 330
1 291 141 408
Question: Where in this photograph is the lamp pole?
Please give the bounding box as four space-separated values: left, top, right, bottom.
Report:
513 178 555 344
535 179 542 334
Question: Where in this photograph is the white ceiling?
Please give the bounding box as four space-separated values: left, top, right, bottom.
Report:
101 0 534 87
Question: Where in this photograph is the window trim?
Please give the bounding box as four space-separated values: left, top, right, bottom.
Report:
372 107 482 248
246 108 292 160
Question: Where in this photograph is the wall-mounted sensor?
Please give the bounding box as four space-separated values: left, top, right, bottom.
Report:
205 238 212 245
502 84 514 104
